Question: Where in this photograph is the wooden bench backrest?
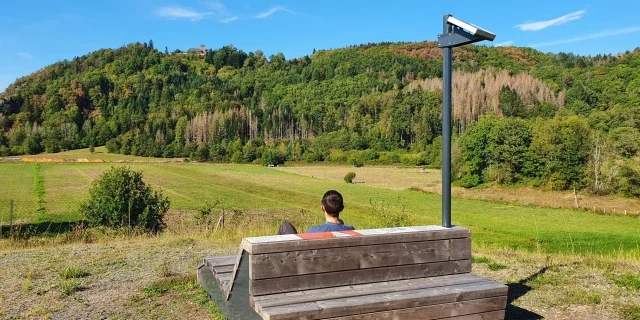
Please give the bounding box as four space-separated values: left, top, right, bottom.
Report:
240 226 472 297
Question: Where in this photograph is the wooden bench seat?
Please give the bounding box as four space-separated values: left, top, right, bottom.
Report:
197 226 508 320
253 274 507 320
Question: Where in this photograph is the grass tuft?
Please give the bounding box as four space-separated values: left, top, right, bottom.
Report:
613 272 640 290
60 279 80 296
487 261 508 271
472 255 508 271
621 304 640 320
60 267 89 280
157 260 174 278
143 275 198 297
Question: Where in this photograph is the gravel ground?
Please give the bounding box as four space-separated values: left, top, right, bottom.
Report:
0 237 231 319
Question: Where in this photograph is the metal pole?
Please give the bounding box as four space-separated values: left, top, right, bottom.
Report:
442 15 452 228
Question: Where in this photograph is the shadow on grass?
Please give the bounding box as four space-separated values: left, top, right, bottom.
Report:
0 220 84 239
505 266 548 320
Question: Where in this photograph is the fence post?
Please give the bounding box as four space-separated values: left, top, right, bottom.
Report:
9 200 13 238
0 202 3 239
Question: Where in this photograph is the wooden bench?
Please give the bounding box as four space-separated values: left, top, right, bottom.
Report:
197 226 507 320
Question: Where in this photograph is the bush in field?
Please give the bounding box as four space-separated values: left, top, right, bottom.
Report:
80 166 170 233
344 172 356 183
347 156 363 167
457 174 481 188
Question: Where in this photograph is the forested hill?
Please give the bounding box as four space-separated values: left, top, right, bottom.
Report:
1 41 639 195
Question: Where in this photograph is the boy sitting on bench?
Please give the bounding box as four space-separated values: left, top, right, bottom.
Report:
278 190 355 234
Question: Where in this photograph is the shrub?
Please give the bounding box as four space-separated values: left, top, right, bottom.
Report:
347 156 363 167
458 174 481 188
344 172 356 183
89 144 95 154
80 166 170 233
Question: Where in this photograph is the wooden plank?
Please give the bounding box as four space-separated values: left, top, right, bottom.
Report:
217 273 232 283
260 282 507 320
250 240 453 279
224 245 246 300
213 265 235 274
250 260 472 296
243 227 470 254
450 238 472 261
441 310 505 320
253 274 488 309
204 255 237 267
323 296 507 320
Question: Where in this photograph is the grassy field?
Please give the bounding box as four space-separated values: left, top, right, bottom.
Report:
1 162 639 257
277 165 640 216
1 159 640 319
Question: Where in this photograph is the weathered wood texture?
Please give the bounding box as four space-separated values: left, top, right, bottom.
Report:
327 309 506 320
257 280 507 320
202 255 238 292
251 274 487 309
251 259 472 296
225 246 246 300
250 238 471 280
204 255 236 267
242 226 470 254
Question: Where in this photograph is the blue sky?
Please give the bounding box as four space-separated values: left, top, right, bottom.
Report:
2 0 640 93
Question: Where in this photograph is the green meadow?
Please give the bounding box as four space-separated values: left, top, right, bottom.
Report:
1 161 638 258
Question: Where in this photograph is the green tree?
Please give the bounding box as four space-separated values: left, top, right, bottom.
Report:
531 116 592 189
609 127 640 158
459 114 497 186
486 118 534 184
80 167 170 233
499 86 525 118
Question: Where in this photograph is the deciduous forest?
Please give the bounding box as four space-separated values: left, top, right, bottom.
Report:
1 41 639 195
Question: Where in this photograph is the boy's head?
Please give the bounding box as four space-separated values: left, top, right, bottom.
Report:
321 190 344 218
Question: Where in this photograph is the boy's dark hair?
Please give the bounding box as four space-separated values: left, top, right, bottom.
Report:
321 190 344 217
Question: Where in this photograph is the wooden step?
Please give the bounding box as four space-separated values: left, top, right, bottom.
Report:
253 275 507 320
203 255 238 292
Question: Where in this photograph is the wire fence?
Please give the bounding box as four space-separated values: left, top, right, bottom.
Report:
0 197 85 240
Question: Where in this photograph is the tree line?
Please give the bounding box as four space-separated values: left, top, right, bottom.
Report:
0 41 639 196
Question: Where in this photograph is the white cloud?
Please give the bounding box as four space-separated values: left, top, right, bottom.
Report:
155 6 209 21
516 10 585 31
494 40 514 47
255 6 295 19
17 52 33 59
220 16 238 23
156 3 239 23
531 26 640 48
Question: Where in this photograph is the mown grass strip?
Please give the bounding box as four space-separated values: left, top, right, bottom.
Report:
32 164 46 216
